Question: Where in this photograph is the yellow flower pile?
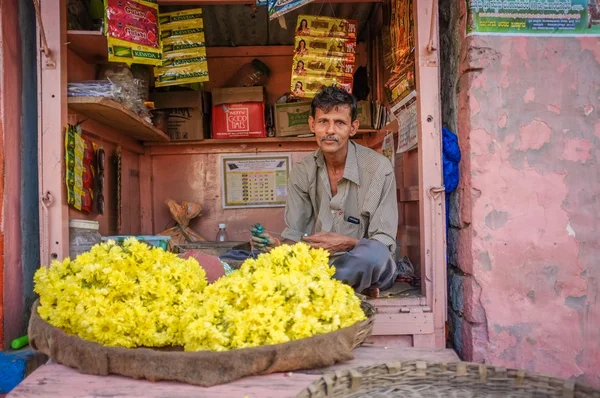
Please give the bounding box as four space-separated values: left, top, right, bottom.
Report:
34 238 207 348
182 242 366 352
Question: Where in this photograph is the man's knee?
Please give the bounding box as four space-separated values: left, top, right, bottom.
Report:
348 239 392 268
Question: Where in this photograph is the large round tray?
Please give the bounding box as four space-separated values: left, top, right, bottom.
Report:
295 360 600 398
28 299 374 387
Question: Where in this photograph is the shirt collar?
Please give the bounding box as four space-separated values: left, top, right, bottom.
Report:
313 141 360 185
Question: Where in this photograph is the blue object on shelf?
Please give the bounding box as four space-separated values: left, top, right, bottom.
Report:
101 235 172 250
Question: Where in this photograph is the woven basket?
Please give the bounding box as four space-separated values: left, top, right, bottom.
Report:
296 360 600 398
29 299 375 387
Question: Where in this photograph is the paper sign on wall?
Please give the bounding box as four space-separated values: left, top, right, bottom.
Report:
221 155 291 209
396 101 418 154
382 133 395 167
467 0 600 36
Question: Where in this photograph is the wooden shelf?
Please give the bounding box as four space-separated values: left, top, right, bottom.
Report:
68 97 170 142
145 137 316 146
67 31 294 64
144 131 377 147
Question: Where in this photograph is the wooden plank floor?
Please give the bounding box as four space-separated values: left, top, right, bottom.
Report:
9 347 459 398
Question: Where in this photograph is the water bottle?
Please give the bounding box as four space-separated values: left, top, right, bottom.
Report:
216 223 229 242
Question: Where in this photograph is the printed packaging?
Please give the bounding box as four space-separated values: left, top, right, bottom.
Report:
156 9 209 87
105 0 161 66
295 15 358 39
293 36 356 59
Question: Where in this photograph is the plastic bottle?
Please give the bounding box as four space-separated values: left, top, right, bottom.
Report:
216 223 229 242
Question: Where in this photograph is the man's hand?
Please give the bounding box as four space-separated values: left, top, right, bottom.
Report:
302 232 358 254
250 226 278 252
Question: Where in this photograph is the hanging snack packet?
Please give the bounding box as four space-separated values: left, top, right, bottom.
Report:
290 76 352 99
161 33 207 54
290 15 357 99
160 46 207 65
155 63 210 87
105 0 162 66
159 8 203 26
65 125 95 213
292 54 355 80
157 8 209 88
295 15 358 39
294 36 356 59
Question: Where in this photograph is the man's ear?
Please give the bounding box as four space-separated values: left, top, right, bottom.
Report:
308 116 315 132
349 119 360 137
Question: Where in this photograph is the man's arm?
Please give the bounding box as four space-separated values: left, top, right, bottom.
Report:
281 162 315 242
366 167 398 252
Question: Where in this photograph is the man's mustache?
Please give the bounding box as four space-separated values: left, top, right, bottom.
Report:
320 135 340 142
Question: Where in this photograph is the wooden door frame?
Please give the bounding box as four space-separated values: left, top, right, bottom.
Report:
37 0 446 348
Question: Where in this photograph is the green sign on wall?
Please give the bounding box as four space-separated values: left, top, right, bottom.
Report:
467 0 600 36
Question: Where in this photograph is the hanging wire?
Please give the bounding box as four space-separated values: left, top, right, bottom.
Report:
32 0 52 59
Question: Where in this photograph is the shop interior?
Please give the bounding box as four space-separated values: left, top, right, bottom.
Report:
57 0 444 345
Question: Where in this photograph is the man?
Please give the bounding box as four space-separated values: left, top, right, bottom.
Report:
252 86 398 294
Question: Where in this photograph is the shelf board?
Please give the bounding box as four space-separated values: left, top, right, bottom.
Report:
145 137 316 146
144 131 376 147
67 30 294 63
68 97 170 142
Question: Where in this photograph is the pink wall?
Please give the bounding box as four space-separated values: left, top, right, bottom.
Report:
454 11 600 387
150 151 311 242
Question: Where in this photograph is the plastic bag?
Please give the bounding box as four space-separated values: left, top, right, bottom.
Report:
104 0 161 66
158 200 206 250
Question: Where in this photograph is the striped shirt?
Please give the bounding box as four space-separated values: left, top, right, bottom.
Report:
282 141 398 257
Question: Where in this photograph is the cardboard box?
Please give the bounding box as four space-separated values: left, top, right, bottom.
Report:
212 87 265 106
274 101 312 137
356 101 373 129
151 91 208 141
211 87 267 139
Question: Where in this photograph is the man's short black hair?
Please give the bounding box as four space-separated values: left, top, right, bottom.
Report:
310 86 357 121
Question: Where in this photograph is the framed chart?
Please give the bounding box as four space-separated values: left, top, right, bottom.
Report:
221 154 291 209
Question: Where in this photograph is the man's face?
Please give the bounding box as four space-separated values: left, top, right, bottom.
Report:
309 105 359 154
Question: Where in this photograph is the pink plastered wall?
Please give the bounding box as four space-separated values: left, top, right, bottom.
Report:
454 10 600 387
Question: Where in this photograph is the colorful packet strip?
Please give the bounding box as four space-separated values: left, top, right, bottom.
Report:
295 15 358 39
292 54 355 80
105 0 161 65
293 36 356 59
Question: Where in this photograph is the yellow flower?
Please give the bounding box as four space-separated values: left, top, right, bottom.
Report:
34 238 208 348
182 242 366 352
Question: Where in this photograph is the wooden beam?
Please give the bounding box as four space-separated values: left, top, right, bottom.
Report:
159 0 382 4
146 139 319 155
414 0 446 348
39 0 69 264
207 46 293 58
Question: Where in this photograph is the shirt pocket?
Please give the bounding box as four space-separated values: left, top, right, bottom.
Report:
335 214 364 240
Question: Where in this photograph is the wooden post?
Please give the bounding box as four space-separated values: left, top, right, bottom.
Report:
38 0 69 265
414 0 446 348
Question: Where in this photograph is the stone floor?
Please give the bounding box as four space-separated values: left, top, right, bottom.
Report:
9 347 459 397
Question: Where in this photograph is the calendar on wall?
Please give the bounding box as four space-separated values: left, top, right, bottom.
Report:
221 154 291 209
